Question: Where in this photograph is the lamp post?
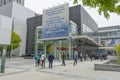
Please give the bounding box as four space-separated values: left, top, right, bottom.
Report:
1 45 7 73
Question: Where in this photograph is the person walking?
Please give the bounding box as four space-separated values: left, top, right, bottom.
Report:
61 52 66 66
80 52 83 62
73 51 78 66
34 54 40 67
41 53 46 68
90 54 93 62
48 52 54 69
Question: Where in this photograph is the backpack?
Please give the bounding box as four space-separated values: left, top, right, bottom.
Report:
74 54 78 59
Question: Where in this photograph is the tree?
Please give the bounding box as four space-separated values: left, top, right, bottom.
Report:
0 31 22 51
73 0 120 19
115 44 120 63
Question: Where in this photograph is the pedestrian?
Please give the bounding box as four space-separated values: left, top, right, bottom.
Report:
90 54 93 62
61 52 66 66
34 54 40 67
83 54 87 61
73 51 78 66
48 52 54 69
41 53 46 68
80 52 83 62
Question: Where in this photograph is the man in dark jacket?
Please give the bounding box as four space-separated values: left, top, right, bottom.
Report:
48 53 54 69
61 52 66 66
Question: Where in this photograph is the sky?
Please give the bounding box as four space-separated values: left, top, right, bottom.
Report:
24 0 120 27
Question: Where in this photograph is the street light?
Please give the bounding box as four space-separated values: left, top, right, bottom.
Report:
1 45 7 73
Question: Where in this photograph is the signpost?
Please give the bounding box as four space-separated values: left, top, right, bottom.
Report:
1 45 7 73
0 15 12 73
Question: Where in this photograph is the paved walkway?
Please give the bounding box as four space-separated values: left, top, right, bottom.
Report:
0 58 120 80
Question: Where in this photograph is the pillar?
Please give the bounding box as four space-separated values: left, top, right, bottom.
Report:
43 41 46 57
59 40 62 60
54 40 57 59
68 37 72 59
35 28 38 54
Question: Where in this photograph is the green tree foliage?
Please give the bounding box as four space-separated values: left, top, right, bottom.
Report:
115 44 120 63
73 0 120 19
0 31 22 51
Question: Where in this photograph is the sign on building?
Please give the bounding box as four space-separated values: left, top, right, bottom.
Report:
0 15 12 45
42 3 69 39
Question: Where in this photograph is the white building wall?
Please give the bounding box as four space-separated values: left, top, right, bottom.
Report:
0 2 35 56
12 2 35 56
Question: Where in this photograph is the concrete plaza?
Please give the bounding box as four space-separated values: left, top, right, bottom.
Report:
0 58 120 80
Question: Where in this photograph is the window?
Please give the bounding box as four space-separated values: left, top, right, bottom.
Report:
70 21 78 36
82 24 93 34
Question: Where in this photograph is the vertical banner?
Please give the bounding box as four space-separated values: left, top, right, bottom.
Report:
42 3 69 39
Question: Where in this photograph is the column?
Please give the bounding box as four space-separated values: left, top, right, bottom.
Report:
54 40 57 59
98 36 101 45
59 40 62 60
43 41 46 57
68 37 72 59
35 28 38 54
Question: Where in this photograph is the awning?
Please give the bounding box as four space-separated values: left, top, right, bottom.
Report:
72 35 101 47
38 35 101 47
38 36 68 41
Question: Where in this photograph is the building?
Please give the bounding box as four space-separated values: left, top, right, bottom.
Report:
27 4 100 59
0 2 35 56
98 25 120 47
98 25 120 55
0 0 24 6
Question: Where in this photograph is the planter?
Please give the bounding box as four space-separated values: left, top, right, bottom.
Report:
94 60 120 72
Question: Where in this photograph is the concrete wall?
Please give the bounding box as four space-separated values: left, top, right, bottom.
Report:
94 60 120 72
95 62 120 72
12 2 35 56
0 2 35 56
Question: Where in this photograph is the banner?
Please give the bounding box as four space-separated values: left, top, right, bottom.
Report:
42 3 69 39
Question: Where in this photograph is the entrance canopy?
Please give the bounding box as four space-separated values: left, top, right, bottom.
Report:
38 35 101 47
38 36 68 41
72 35 101 47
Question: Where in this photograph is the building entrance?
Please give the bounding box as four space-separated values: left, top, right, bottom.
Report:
43 40 71 59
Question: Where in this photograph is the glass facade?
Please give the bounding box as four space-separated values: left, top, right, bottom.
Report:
82 24 93 34
99 29 120 47
98 27 120 55
69 21 78 36
36 21 79 59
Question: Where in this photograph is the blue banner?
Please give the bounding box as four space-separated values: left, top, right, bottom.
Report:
42 3 69 39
